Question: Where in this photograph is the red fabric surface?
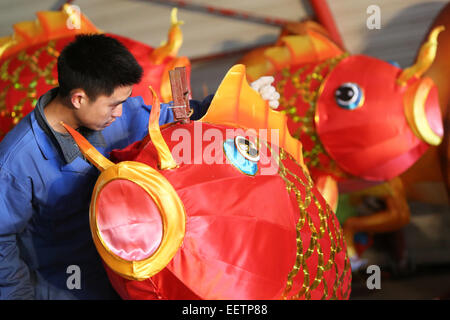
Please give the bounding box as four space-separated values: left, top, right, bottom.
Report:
104 122 351 299
315 55 431 181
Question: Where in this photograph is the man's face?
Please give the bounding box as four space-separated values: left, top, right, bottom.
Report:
76 85 133 131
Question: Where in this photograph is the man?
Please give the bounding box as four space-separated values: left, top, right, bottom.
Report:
0 34 279 300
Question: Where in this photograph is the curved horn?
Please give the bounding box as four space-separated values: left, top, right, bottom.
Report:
149 7 184 65
397 25 445 86
0 38 16 60
62 122 114 171
148 86 178 170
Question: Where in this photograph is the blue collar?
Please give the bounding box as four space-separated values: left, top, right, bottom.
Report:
32 88 106 163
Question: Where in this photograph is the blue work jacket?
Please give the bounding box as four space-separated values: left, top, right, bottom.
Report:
0 91 175 299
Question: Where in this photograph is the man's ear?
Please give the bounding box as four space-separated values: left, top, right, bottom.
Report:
70 89 88 110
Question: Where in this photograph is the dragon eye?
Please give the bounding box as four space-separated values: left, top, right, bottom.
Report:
223 136 259 176
235 136 260 162
335 82 364 110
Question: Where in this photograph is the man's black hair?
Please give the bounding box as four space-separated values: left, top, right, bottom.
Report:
57 34 143 101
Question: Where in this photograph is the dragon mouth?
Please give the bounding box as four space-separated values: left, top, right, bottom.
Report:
403 76 443 146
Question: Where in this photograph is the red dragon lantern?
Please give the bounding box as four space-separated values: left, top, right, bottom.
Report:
63 64 352 300
0 5 190 141
238 21 445 266
400 3 450 205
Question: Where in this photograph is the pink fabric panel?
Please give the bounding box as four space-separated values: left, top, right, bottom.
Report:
96 179 163 261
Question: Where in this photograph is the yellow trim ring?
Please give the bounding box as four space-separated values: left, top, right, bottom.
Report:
403 77 442 146
90 161 186 281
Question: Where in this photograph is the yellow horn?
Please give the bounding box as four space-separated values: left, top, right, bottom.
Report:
61 122 114 172
148 86 178 170
171 7 184 27
397 25 445 86
0 38 17 60
149 7 184 65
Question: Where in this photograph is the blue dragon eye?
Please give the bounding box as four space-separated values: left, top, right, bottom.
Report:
223 136 259 176
335 82 364 110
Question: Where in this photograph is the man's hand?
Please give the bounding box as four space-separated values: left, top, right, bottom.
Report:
250 76 280 109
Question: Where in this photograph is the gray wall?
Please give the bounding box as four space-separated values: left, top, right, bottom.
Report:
1 0 448 99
